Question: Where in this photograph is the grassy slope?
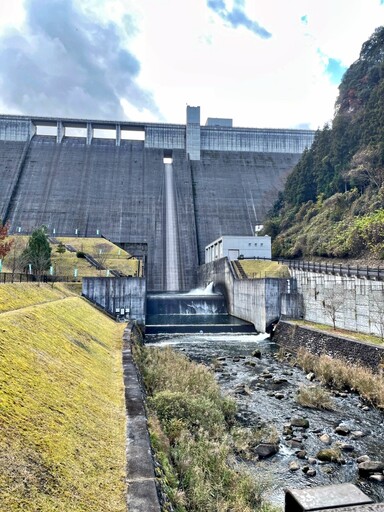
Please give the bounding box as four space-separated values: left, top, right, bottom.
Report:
2 235 139 277
238 260 290 278
0 284 126 511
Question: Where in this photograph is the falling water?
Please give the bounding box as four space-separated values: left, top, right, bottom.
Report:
164 162 181 291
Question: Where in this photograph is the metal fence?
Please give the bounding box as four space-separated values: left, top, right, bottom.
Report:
0 272 80 284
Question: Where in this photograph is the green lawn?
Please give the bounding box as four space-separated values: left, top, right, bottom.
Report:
0 283 126 511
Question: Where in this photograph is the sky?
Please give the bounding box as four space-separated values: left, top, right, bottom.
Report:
0 0 382 130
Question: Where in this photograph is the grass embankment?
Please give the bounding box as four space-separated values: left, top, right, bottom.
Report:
295 347 384 408
133 340 278 512
56 237 139 277
2 235 139 278
238 260 290 279
0 283 126 511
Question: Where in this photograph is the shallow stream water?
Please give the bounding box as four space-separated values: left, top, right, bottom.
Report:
146 333 384 506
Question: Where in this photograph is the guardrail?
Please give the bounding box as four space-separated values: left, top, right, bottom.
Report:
278 259 384 280
246 256 384 281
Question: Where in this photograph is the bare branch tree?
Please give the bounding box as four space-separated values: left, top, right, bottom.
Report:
322 287 345 330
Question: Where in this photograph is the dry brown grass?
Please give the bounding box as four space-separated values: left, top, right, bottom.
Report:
296 347 384 408
296 385 335 410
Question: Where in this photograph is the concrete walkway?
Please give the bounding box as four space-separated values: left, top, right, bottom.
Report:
123 327 161 512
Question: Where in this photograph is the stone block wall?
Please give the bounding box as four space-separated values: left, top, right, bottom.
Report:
290 270 384 337
274 321 384 371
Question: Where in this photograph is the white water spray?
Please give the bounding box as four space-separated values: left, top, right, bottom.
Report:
164 162 181 291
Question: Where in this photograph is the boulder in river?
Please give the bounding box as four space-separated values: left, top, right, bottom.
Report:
252 349 262 358
289 460 300 472
316 448 343 463
351 430 365 440
357 455 370 464
290 417 309 429
369 474 384 482
306 372 316 381
358 461 384 477
254 443 279 459
335 424 350 436
319 433 332 445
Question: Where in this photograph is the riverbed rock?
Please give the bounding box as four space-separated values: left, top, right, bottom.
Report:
244 361 256 367
283 424 293 436
319 434 332 445
358 461 384 476
351 430 365 440
339 443 355 452
357 455 371 463
369 474 384 482
306 468 317 477
274 392 285 400
289 461 300 471
254 443 279 459
290 417 309 429
252 349 262 358
233 384 252 395
306 372 316 381
273 377 288 385
288 440 304 449
335 424 350 436
308 457 317 465
316 448 343 463
296 450 307 459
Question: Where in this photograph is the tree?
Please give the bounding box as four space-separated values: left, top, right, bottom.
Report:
94 243 112 270
22 227 52 278
322 287 345 330
6 237 27 279
0 221 13 260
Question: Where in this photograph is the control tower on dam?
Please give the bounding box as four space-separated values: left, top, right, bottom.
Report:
0 107 314 291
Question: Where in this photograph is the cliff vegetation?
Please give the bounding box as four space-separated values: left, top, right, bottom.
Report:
264 27 384 260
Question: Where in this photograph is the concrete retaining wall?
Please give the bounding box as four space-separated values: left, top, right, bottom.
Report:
82 277 146 323
274 321 384 371
290 270 384 336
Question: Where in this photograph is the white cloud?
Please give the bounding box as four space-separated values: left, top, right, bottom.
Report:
0 0 382 128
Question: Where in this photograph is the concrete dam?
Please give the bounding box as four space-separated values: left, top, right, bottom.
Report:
0 107 314 291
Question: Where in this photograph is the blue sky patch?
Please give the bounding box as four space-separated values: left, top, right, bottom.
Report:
325 57 347 84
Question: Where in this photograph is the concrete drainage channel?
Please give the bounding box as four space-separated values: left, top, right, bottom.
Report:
122 325 161 512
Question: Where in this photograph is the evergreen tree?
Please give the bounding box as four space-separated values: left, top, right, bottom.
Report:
23 227 52 276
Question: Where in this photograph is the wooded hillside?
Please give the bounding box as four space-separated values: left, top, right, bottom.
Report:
264 27 384 260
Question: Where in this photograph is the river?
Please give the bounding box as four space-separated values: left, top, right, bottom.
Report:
146 332 384 506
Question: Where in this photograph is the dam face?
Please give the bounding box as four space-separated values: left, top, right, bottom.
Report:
0 108 314 291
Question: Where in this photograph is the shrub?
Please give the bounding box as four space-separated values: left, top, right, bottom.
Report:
296 385 335 410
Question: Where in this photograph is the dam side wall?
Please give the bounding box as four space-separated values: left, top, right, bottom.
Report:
197 258 294 332
82 277 146 323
